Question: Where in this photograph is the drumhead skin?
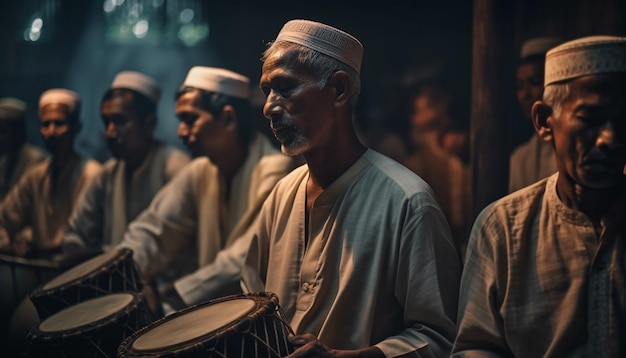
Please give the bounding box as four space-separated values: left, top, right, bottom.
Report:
132 298 256 351
39 293 135 332
42 249 123 290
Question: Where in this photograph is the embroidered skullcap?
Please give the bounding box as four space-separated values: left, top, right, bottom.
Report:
274 19 363 74
39 88 80 112
544 35 626 86
111 71 161 103
182 66 250 99
520 36 563 59
0 97 27 121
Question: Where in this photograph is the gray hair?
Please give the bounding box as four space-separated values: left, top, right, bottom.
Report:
542 82 570 118
262 41 361 108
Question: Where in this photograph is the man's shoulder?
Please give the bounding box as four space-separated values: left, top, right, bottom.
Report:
363 149 436 198
476 177 550 231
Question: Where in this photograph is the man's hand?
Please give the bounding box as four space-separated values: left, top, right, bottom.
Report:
286 333 384 358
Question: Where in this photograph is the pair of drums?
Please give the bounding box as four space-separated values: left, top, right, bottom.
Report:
25 248 149 357
119 292 295 357
30 247 143 319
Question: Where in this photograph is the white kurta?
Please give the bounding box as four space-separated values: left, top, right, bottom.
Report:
0 156 101 250
509 134 557 193
0 143 48 200
452 173 626 357
242 149 461 357
63 142 191 248
117 133 297 296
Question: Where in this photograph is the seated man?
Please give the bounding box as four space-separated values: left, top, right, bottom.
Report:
0 97 48 200
242 19 461 357
63 71 190 250
453 36 626 357
117 66 297 310
0 89 101 257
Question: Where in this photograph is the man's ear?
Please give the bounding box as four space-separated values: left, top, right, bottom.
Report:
329 71 351 106
532 101 553 142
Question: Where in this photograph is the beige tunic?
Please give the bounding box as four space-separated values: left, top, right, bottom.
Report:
0 143 48 200
243 149 461 357
509 134 557 193
118 133 297 288
0 156 101 250
63 142 191 248
453 173 626 357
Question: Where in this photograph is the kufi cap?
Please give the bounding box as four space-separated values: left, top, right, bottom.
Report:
182 66 250 99
520 36 563 59
0 97 27 121
545 35 626 86
39 88 80 112
274 19 363 74
111 71 161 103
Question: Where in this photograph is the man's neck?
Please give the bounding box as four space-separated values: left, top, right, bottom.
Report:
125 142 154 173
556 174 625 224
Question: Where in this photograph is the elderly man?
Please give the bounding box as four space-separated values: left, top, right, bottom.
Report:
509 36 563 193
0 97 48 200
0 89 101 257
453 36 626 357
117 66 297 310
239 19 461 357
62 71 190 250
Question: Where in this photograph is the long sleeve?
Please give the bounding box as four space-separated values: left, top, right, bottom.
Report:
0 165 39 241
174 231 254 305
117 165 197 281
451 206 510 357
375 205 461 358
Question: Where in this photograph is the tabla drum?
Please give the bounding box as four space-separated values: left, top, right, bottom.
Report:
118 292 295 357
0 253 61 350
27 292 153 358
30 248 142 319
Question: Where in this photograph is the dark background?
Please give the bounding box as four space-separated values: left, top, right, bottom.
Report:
0 0 624 162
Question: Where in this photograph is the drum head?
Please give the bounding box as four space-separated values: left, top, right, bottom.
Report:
39 293 134 333
131 298 256 352
42 249 122 291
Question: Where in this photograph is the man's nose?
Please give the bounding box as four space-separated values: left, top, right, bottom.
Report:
177 122 189 139
597 121 620 150
105 122 117 138
263 91 283 120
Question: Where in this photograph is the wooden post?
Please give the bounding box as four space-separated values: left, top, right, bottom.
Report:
470 0 516 217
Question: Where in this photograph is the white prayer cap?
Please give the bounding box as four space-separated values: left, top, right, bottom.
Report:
182 66 250 99
0 97 27 121
39 88 80 112
274 19 363 74
520 36 563 59
545 35 626 86
111 71 161 103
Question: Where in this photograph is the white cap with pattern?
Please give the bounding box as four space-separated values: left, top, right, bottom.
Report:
182 66 250 99
274 19 363 74
39 88 81 112
111 71 162 103
544 35 626 86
